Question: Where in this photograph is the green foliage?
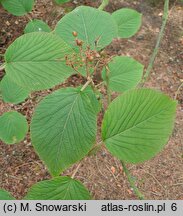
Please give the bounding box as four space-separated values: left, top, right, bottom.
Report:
24 19 51 34
4 32 74 91
0 75 29 104
112 8 142 38
31 87 100 176
1 0 35 16
0 3 177 200
102 89 177 163
0 111 28 144
24 176 91 200
102 56 144 92
0 189 15 200
55 6 118 50
54 0 70 4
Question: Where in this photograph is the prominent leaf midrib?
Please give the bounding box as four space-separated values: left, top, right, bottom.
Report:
55 94 80 165
62 180 73 200
104 105 173 141
80 11 89 44
42 180 72 200
7 60 66 64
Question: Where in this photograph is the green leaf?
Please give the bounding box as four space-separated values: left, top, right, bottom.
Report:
25 176 91 200
0 189 15 200
31 87 99 176
54 0 70 4
24 19 51 34
112 8 142 38
1 0 35 16
0 111 28 144
0 75 29 104
4 32 74 91
102 89 177 163
102 56 144 92
55 6 117 50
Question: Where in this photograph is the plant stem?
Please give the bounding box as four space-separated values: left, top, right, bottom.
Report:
80 79 92 92
71 162 81 179
0 63 5 70
142 0 169 84
105 66 111 105
175 82 183 99
121 161 145 200
98 0 109 10
25 14 32 21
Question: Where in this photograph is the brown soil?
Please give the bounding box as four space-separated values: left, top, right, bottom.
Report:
0 0 183 200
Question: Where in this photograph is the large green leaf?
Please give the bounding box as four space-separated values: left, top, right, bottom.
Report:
0 189 15 200
24 19 51 34
4 32 74 91
0 75 29 104
0 111 28 144
55 6 117 50
102 56 144 92
102 89 177 163
31 87 99 176
1 0 35 16
112 8 142 38
25 176 91 200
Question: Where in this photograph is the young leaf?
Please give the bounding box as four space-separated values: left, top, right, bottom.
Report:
55 6 117 50
4 32 74 91
102 89 177 163
0 189 15 200
102 56 144 92
112 8 142 38
1 0 35 16
24 19 51 34
24 176 91 200
31 87 99 176
54 0 70 4
0 111 28 144
0 75 29 104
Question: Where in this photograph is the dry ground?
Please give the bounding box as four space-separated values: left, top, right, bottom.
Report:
0 0 183 199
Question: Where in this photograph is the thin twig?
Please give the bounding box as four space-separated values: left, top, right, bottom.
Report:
121 161 145 200
0 63 5 70
80 79 92 91
98 0 109 11
142 0 169 84
105 66 111 105
71 162 82 179
175 82 183 99
25 14 32 21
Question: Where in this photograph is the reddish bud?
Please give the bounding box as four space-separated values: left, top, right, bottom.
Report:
87 55 94 62
75 39 83 46
72 31 78 37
